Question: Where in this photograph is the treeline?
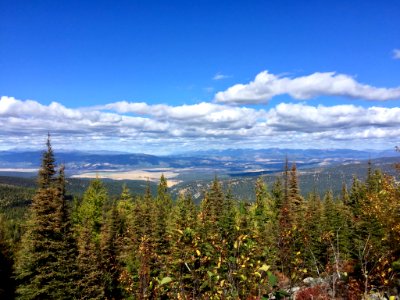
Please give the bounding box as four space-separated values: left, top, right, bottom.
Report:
0 138 399 299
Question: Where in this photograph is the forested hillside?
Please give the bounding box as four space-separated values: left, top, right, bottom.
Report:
0 138 399 299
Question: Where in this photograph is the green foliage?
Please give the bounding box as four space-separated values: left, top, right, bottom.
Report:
74 178 108 239
14 136 79 299
0 214 16 299
3 140 400 298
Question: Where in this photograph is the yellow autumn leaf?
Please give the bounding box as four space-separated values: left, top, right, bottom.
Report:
259 264 270 272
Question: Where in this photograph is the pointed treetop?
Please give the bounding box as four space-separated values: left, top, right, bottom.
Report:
255 177 268 208
120 184 133 202
158 174 168 195
38 133 56 188
144 179 152 201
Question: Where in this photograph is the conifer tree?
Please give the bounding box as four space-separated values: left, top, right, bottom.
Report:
252 178 278 268
124 181 158 298
53 165 79 296
100 201 122 299
15 135 78 299
278 161 306 281
271 177 284 211
200 176 224 225
152 175 173 288
277 161 293 275
115 185 137 297
220 185 237 245
340 182 350 205
170 193 199 297
74 178 109 298
77 225 104 299
348 176 365 219
303 191 324 276
154 174 172 259
288 163 304 210
117 184 135 242
174 192 197 231
0 215 15 299
75 178 108 238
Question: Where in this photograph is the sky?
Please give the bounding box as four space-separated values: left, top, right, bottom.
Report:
1 0 400 154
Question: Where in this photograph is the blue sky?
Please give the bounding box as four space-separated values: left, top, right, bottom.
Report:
1 0 400 153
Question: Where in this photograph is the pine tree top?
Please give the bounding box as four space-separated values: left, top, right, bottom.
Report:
38 134 56 189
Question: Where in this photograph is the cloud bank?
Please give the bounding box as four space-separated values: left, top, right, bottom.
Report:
1 96 399 153
214 71 400 104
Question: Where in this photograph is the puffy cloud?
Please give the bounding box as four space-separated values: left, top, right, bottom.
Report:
103 101 263 129
393 49 400 60
1 96 399 152
265 103 400 132
214 71 400 104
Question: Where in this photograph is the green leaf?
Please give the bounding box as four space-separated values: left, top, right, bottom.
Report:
159 277 173 286
267 271 277 286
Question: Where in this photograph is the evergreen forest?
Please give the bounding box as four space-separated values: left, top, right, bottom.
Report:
1 137 400 300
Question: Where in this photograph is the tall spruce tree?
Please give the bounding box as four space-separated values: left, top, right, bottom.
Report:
75 178 108 298
169 193 199 297
153 174 172 271
288 163 304 211
15 135 78 299
100 201 122 299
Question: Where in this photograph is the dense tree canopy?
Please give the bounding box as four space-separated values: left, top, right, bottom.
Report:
0 139 399 299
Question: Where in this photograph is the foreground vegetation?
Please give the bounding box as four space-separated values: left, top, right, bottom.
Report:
1 138 399 299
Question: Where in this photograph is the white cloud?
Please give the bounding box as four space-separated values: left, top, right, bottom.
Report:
213 72 231 80
265 103 400 132
393 49 400 60
1 96 399 152
103 101 263 128
214 71 400 104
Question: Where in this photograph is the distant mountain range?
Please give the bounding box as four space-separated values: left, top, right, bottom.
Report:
0 148 398 202
0 148 398 176
184 148 398 160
